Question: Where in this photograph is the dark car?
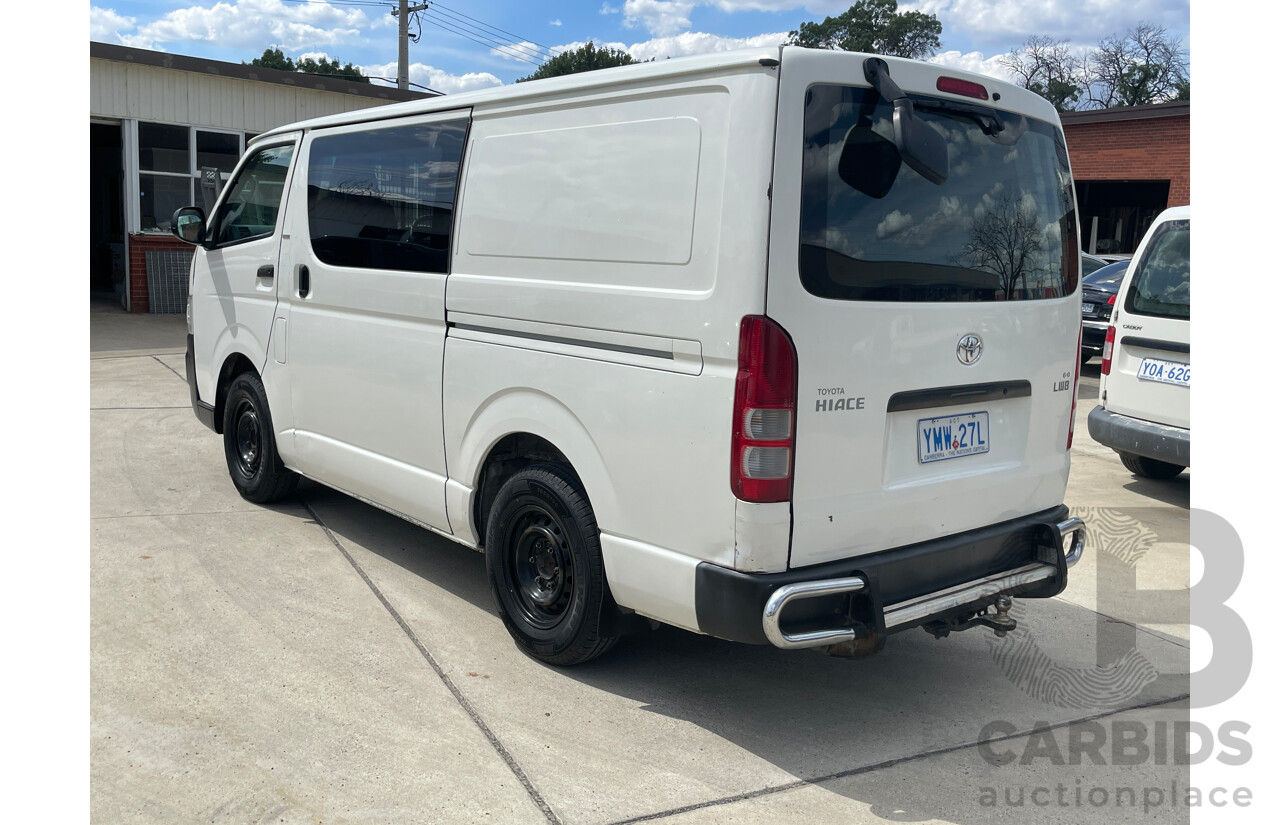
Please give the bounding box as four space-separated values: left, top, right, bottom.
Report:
1080 260 1129 361
1081 252 1110 278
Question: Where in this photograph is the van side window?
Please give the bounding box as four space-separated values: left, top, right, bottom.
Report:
306 119 468 274
211 143 295 246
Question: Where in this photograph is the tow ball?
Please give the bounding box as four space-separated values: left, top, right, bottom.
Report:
922 595 1017 640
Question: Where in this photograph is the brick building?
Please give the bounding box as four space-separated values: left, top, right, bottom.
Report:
90 42 429 312
1060 101 1189 257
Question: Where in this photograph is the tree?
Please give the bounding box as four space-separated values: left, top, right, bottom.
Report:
517 42 644 83
1085 22 1187 108
962 192 1046 299
999 36 1086 111
788 0 942 60
248 47 369 84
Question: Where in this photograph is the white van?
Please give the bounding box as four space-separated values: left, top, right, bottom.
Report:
1088 206 1191 478
175 47 1086 665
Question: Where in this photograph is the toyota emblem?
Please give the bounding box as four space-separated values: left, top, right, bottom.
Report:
957 334 983 365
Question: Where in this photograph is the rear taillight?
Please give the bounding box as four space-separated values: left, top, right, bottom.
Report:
1107 295 1116 305
731 316 797 503
1101 325 1116 375
1068 325 1082 449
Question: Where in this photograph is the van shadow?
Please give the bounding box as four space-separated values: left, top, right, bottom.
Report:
294 480 1191 825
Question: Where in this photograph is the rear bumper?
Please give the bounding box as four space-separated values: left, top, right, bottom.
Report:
186 334 217 432
1087 405 1189 466
1082 320 1109 352
694 506 1084 654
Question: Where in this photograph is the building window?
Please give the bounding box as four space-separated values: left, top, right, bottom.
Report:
136 123 247 232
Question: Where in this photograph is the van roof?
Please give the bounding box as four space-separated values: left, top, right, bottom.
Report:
256 46 782 141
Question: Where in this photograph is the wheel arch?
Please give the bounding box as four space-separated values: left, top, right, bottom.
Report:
212 351 260 434
450 391 619 549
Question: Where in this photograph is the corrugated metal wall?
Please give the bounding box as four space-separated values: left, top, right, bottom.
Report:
90 58 390 133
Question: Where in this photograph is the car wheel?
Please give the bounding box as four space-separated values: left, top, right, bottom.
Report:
1118 452 1185 480
485 464 619 666
222 372 299 503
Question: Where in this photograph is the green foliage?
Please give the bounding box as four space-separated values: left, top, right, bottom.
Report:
788 0 942 60
1086 22 1186 108
999 36 1085 112
247 47 369 84
517 42 646 83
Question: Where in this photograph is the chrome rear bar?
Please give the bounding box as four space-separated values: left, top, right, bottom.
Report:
760 516 1087 649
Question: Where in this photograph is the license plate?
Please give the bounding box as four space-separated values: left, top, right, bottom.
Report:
1137 357 1190 387
1081 303 1096 314
918 411 990 464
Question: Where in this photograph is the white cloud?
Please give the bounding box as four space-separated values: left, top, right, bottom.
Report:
361 61 503 95
489 41 551 64
107 0 373 52
550 19 563 27
625 30 789 60
929 49 1015 84
623 0 697 37
941 0 1188 48
90 7 136 42
600 3 622 14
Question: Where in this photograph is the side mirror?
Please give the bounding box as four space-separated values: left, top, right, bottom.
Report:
171 206 206 245
892 98 948 185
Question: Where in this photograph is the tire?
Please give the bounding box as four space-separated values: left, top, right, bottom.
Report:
1118 451 1185 480
485 464 619 666
222 372 299 503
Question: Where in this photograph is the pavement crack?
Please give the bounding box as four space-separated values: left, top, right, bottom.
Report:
605 693 1191 825
152 354 186 382
301 499 563 825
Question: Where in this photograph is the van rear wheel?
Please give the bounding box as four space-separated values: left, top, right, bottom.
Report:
222 372 298 503
485 465 619 666
1118 452 1185 480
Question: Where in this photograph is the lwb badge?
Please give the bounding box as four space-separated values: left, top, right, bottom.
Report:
957 333 983 365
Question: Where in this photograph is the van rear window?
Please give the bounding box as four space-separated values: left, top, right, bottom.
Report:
307 119 467 274
799 85 1078 302
1125 218 1190 320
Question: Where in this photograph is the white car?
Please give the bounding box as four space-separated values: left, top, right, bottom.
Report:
1088 206 1191 478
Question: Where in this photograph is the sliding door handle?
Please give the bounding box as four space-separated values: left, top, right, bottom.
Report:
298 265 310 298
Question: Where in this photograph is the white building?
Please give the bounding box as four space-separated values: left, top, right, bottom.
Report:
90 42 431 311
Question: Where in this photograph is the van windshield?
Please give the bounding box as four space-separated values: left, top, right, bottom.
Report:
799 85 1078 302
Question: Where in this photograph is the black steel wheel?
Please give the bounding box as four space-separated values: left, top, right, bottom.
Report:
222 372 298 503
485 464 619 665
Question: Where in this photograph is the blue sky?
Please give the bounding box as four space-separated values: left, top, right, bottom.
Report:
89 1 1191 94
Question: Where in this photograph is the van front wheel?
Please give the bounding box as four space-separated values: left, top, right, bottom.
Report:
222 372 298 503
485 465 619 666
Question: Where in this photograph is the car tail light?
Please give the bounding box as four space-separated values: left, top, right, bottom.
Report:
1107 295 1116 305
936 76 989 100
1101 325 1116 375
1068 325 1082 449
732 316 797 503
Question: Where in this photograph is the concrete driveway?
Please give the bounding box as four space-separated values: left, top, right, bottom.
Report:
90 304 1190 824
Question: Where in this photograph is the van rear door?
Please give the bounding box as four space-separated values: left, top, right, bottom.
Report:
766 49 1082 570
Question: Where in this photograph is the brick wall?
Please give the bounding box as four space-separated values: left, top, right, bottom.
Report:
127 234 194 313
1063 113 1190 207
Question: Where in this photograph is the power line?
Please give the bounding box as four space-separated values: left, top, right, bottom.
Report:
417 11 547 66
429 2 560 58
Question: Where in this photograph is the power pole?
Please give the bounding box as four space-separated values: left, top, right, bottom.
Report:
392 1 430 90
